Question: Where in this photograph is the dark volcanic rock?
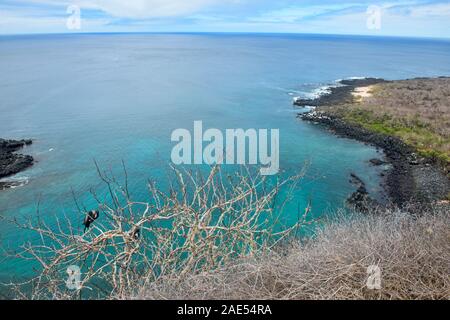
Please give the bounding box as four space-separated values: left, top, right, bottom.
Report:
369 158 386 166
294 78 387 108
299 111 450 208
0 180 26 191
347 173 379 213
0 139 32 152
0 139 34 182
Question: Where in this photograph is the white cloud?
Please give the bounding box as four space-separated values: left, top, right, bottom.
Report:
0 8 110 34
99 0 228 18
247 4 362 23
19 0 230 18
401 2 450 17
0 0 449 37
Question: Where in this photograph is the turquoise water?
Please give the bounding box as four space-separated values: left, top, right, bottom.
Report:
1 33 450 281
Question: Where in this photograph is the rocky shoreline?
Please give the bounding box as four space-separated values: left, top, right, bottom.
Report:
294 78 387 108
0 139 34 190
296 78 450 209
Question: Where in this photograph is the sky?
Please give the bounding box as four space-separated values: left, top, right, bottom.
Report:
0 0 449 38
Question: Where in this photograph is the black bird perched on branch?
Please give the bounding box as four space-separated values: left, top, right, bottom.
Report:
83 210 99 233
130 227 141 240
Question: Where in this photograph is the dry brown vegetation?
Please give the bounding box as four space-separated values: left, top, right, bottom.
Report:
139 205 450 300
3 165 449 300
3 165 308 300
365 78 450 137
327 78 450 166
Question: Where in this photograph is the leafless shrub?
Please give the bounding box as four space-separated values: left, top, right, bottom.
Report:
3 164 448 300
138 205 450 300
2 164 309 300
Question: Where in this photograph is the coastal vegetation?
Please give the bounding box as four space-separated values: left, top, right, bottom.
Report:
3 165 448 300
328 78 450 170
298 77 450 206
3 167 450 300
2 165 307 299
139 205 449 300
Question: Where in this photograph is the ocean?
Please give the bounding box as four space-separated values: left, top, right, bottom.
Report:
1 33 450 281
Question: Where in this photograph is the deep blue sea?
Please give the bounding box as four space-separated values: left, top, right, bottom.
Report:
1 33 450 281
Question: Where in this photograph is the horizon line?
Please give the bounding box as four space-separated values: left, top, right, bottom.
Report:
1 31 449 42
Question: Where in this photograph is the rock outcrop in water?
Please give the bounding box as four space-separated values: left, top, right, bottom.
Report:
0 139 33 190
347 173 378 213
